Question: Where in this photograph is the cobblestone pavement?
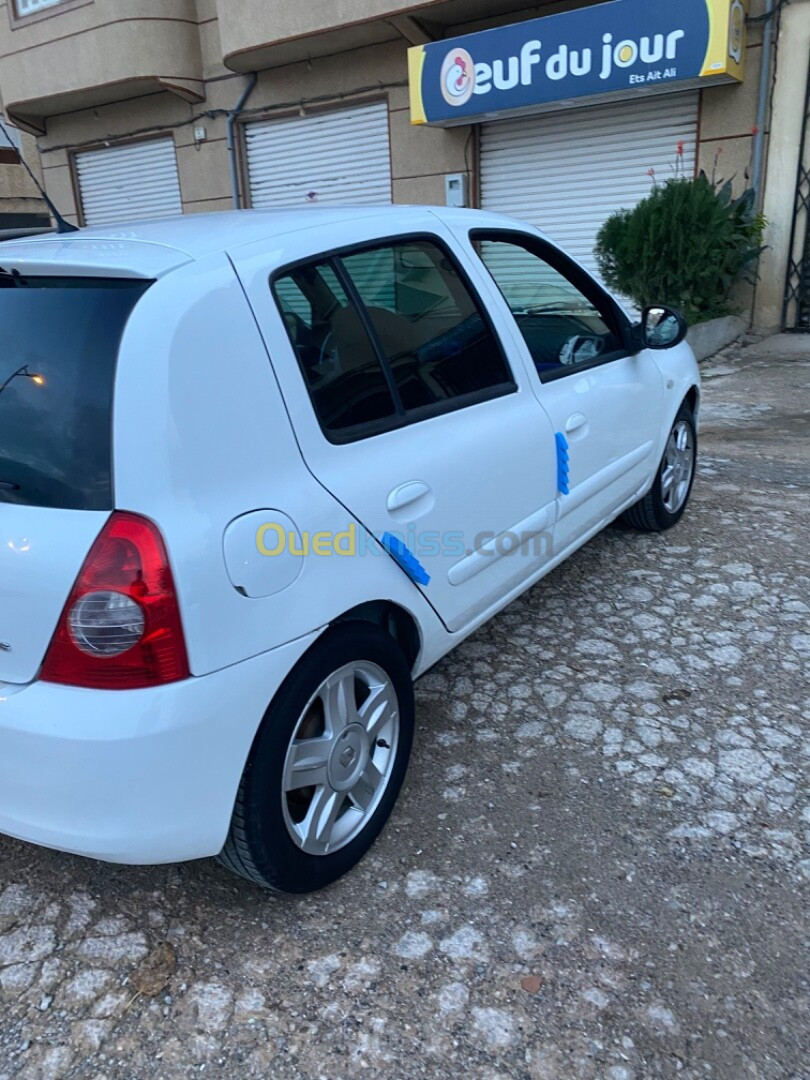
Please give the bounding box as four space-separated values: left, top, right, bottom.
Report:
1 337 808 1080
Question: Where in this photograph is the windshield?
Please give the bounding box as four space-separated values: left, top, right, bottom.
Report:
0 275 150 510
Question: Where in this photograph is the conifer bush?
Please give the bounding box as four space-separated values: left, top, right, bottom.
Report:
595 174 765 324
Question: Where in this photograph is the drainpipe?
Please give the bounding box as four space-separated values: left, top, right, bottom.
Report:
227 73 258 210
751 0 776 204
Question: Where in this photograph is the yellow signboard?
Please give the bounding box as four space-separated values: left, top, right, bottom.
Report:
702 0 748 80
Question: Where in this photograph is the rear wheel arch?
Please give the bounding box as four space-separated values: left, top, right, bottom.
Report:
219 619 416 891
222 601 420 848
332 600 421 673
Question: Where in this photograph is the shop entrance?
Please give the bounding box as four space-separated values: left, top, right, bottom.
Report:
480 92 699 294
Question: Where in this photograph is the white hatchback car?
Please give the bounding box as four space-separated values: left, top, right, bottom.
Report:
0 207 699 893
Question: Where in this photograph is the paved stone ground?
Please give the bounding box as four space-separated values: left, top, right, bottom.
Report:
1 336 808 1080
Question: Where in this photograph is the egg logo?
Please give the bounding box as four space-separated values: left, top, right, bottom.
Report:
441 48 475 106
729 0 744 64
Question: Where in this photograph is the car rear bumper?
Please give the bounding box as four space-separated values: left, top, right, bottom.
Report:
0 632 318 865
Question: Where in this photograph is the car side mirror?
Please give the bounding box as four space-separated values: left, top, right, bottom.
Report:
641 306 688 350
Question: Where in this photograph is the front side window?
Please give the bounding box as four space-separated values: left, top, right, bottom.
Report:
274 237 514 440
475 236 625 382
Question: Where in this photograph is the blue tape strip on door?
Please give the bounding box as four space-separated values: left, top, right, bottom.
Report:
381 532 431 586
556 433 570 496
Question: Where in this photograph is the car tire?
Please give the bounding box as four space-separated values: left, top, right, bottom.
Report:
622 403 697 532
218 622 415 893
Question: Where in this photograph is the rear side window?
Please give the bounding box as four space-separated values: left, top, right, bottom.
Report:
273 236 514 441
341 240 513 411
274 258 398 433
0 276 150 510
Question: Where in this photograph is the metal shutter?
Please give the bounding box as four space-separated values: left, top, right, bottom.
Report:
480 92 699 281
75 138 182 226
245 101 392 208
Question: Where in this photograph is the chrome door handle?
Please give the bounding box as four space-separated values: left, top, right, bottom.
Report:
565 413 588 434
387 481 431 512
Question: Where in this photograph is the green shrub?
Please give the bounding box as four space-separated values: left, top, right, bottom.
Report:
595 175 766 324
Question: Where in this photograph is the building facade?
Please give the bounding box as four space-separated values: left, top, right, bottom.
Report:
0 0 807 329
0 89 50 232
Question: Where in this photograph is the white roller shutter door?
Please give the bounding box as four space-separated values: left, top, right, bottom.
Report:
245 101 392 208
75 138 182 226
480 93 699 281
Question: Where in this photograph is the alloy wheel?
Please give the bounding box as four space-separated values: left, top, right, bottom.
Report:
661 420 695 515
281 661 400 856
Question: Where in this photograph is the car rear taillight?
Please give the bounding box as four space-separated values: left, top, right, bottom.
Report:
40 512 190 690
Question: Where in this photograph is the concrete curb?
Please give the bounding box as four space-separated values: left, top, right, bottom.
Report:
687 315 749 362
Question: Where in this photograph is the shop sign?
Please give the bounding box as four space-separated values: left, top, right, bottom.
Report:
409 0 747 126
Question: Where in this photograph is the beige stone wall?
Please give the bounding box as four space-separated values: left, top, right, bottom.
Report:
0 0 204 132
0 156 48 218
693 2 770 324
697 0 768 196
37 36 474 222
29 0 775 212
0 87 48 221
755 0 810 329
39 91 207 224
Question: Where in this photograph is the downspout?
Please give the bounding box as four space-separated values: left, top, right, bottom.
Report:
751 0 776 204
227 73 258 210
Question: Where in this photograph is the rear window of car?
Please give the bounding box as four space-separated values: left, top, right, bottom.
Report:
0 275 150 510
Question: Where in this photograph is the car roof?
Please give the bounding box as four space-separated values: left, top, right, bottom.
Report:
0 206 533 279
